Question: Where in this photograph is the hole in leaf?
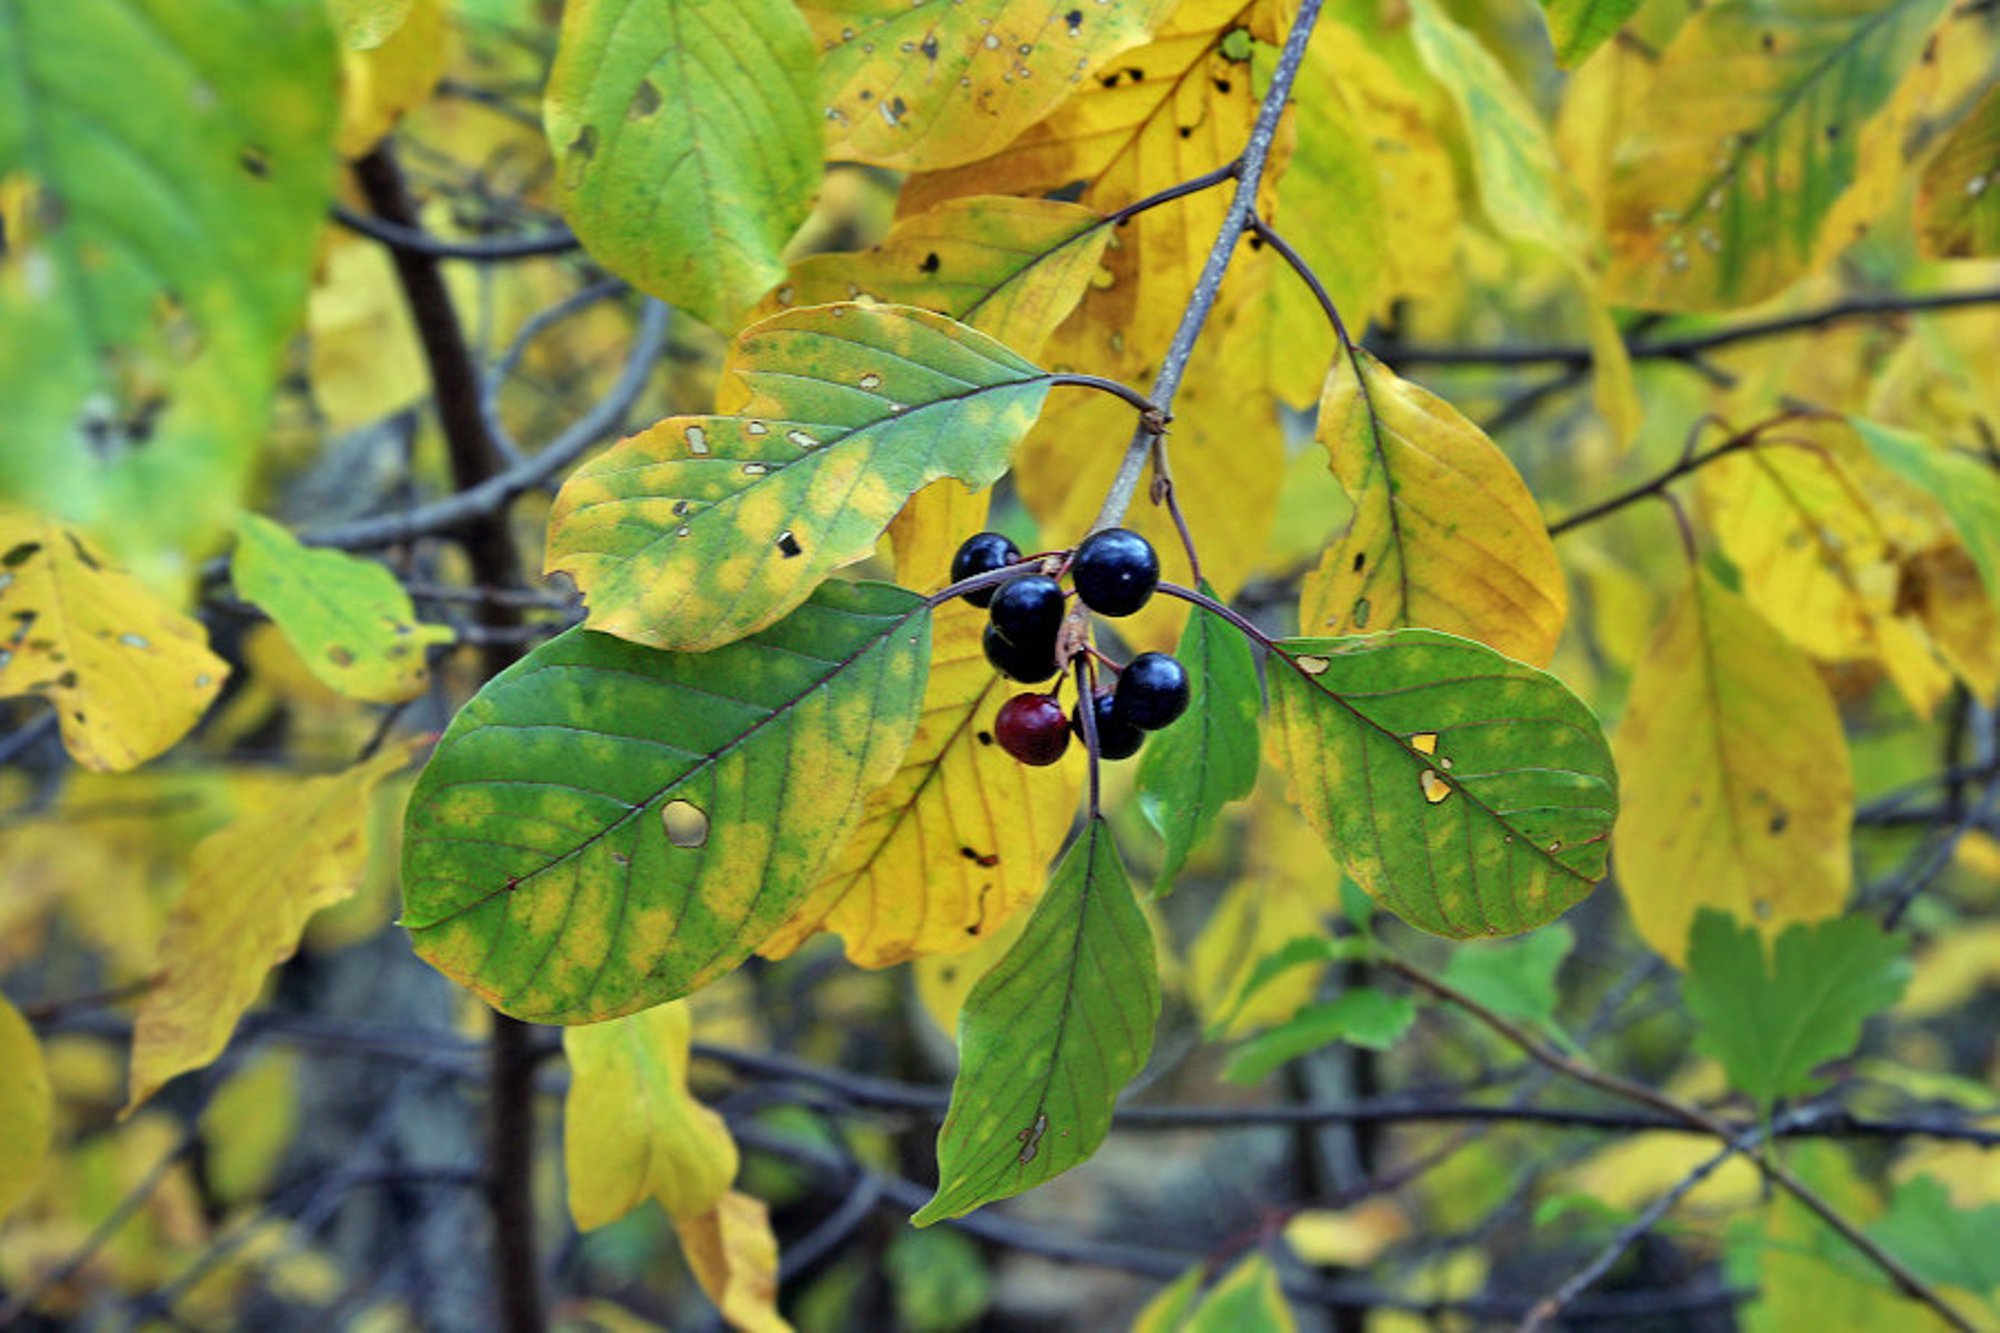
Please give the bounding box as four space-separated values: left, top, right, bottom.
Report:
1419 770 1452 804
661 799 709 849
1410 732 1438 755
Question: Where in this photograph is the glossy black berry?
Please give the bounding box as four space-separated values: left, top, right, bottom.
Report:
1114 652 1190 731
995 693 1071 766
1071 687 1143 761
987 575 1067 646
951 531 1021 607
1071 527 1159 617
983 623 1059 683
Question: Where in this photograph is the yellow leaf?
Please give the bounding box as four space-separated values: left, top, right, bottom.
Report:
200 1051 301 1207
307 235 428 433
0 505 228 772
1919 82 2000 258
126 739 424 1110
1282 1198 1409 1267
1898 922 2000 1020
1614 571 1852 965
673 1190 790 1333
889 481 993 594
1899 544 2000 700
1561 1131 1761 1214
0 993 53 1221
337 0 448 158
758 196 1114 363
1297 347 1568 665
1698 430 1956 715
562 1001 736 1228
808 0 1179 172
913 899 1032 1037
330 0 414 49
759 597 1084 967
1333 34 1462 315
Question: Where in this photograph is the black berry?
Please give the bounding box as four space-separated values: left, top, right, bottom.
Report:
1114 652 1190 731
988 574 1067 646
951 532 1021 607
995 693 1070 766
983 623 1059 683
1072 686 1143 760
1071 527 1159 617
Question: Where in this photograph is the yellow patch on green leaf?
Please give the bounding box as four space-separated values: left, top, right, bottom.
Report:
0 993 53 1221
0 504 229 772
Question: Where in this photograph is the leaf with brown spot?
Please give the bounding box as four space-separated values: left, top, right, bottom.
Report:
0 505 228 772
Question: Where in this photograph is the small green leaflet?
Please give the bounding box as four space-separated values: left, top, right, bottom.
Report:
401 581 931 1024
1138 587 1261 894
546 304 1052 653
232 514 452 703
1867 1175 2000 1302
1265 630 1617 939
1208 934 1372 1039
1183 1254 1296 1333
1852 418 2000 601
544 0 822 331
1683 909 1910 1115
1440 924 1575 1031
914 818 1158 1224
1223 988 1417 1084
1538 0 1646 67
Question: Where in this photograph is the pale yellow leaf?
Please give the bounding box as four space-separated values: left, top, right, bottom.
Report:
759 596 1084 966
0 992 53 1221
337 0 449 158
1614 572 1852 965
1298 347 1568 665
307 236 428 433
562 1001 736 1228
126 739 424 1110
200 1051 301 1207
0 505 228 772
1282 1199 1409 1268
889 481 993 594
674 1190 790 1333
1561 1131 1762 1214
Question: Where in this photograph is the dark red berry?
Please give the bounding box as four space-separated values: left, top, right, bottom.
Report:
988 575 1066 646
1071 686 1143 761
951 532 1021 607
995 693 1071 766
1071 527 1159 617
983 623 1059 683
1114 652 1190 731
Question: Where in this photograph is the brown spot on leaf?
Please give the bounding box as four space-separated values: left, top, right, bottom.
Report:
628 79 661 120
2 541 42 568
239 145 269 178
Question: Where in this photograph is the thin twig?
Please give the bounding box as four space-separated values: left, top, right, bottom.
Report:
332 204 579 260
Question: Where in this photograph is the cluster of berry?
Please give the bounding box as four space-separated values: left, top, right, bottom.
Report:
950 528 1190 767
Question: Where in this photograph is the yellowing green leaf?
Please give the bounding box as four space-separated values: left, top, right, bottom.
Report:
546 304 1050 653
1602 0 1951 311
1132 1265 1205 1332
913 895 1033 1037
0 992 53 1221
673 1190 790 1333
127 738 424 1110
1613 572 1851 966
760 197 1113 364
0 505 229 772
1538 0 1645 67
758 597 1083 967
330 0 413 48
1267 631 1616 939
200 1051 300 1207
808 0 1179 171
1298 348 1568 666
1181 1254 1296 1332
1918 82 2000 258
337 0 448 158
0 0 338 566
1853 418 2000 602
914 818 1158 1223
232 513 451 704
564 1001 736 1227
546 0 822 331
402 583 932 1024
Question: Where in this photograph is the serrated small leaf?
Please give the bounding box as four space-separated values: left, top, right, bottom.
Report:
1852 418 2000 602
1223 988 1417 1084
547 304 1050 652
232 513 451 703
1439 924 1574 1030
1299 348 1568 667
1139 589 1261 894
1867 1175 2000 1298
402 582 932 1024
1267 630 1617 939
914 818 1157 1224
1683 908 1910 1114
545 0 821 330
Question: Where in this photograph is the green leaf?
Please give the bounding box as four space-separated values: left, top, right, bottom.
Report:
1683 909 1910 1115
1439 924 1575 1031
1603 0 1950 311
1538 0 1645 67
886 1227 993 1333
544 0 821 331
547 303 1052 653
0 0 339 567
1265 630 1618 939
1868 1175 2000 1298
914 818 1157 1224
1223 988 1417 1084
1208 934 1372 1039
1852 419 2000 602
1183 1254 1296 1333
231 514 452 703
1138 588 1262 895
401 581 932 1024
